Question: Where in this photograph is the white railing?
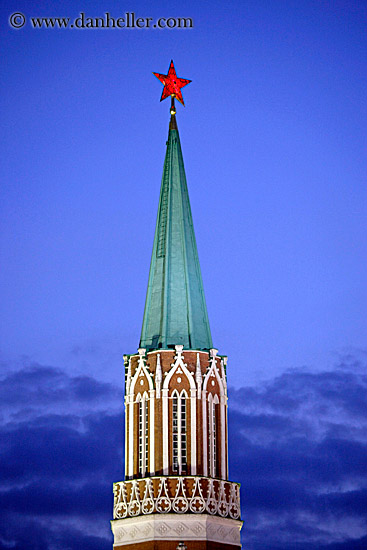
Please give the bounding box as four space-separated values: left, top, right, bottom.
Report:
113 476 240 520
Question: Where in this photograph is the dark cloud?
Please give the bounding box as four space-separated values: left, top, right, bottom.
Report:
0 364 121 407
227 357 367 549
0 516 110 550
0 356 366 549
2 413 123 486
319 535 367 550
0 363 122 423
0 362 123 550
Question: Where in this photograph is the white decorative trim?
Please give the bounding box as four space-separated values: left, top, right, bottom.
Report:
142 478 154 514
219 359 228 479
220 358 227 396
124 356 131 478
111 513 242 547
130 350 154 397
195 353 202 398
114 476 240 522
206 478 218 514
203 352 225 396
155 354 162 398
162 346 196 392
156 476 171 513
125 356 132 395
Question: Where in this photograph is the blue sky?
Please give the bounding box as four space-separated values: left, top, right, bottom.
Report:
1 0 366 548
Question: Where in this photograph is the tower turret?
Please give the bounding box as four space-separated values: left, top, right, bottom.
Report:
111 61 242 550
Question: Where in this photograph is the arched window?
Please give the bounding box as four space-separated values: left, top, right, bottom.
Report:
137 393 149 476
172 390 187 474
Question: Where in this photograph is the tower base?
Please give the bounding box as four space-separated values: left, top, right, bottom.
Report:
111 513 242 549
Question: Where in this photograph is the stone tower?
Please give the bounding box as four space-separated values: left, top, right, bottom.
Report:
111 64 242 550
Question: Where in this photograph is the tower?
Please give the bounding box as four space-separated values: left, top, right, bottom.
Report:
111 61 242 550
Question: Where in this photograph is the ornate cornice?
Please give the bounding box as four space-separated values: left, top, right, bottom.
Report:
111 512 243 547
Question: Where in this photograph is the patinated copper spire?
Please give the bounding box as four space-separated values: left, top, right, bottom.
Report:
140 65 212 351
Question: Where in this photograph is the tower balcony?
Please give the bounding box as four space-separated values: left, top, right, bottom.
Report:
113 476 241 521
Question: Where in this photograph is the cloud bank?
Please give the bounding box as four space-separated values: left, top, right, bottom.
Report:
0 354 366 549
229 352 367 549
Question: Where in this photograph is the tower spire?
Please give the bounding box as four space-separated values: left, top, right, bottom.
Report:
111 63 242 550
140 80 212 351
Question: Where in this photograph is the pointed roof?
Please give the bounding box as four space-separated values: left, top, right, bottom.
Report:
140 113 213 352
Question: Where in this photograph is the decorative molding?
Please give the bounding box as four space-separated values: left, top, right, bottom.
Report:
203 353 225 396
162 346 196 392
130 350 154 398
155 354 162 398
126 357 132 395
113 476 240 521
195 353 202 397
111 513 242 546
220 358 227 396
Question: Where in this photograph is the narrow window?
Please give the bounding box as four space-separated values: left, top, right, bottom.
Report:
144 399 149 474
172 393 187 474
138 401 143 474
208 398 217 478
138 397 149 476
181 397 187 473
172 396 179 471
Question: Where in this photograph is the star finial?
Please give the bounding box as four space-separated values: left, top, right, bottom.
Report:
153 60 191 110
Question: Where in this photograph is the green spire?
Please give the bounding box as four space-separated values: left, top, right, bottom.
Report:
140 113 213 352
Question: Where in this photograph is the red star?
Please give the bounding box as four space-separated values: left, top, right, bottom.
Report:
153 60 191 106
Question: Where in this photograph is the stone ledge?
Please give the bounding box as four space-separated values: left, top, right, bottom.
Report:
111 513 243 547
